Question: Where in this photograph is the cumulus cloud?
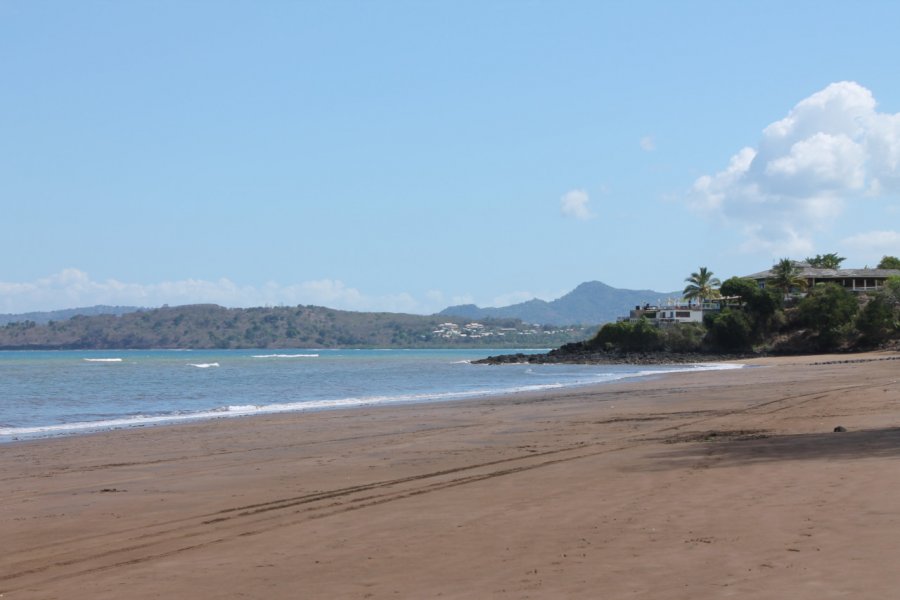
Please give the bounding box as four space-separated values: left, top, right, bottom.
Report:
841 230 900 261
0 270 422 315
688 81 900 256
640 135 656 152
560 189 594 220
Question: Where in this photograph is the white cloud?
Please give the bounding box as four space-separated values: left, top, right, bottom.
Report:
688 81 900 256
640 135 656 152
841 230 900 262
449 294 475 306
560 189 594 220
0 270 423 315
0 270 580 318
490 291 537 307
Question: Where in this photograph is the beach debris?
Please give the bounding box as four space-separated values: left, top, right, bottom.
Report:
833 425 848 432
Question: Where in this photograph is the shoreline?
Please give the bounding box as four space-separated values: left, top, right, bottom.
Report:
1 356 744 445
5 350 900 598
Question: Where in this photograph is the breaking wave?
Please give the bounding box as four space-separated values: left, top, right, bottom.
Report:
252 354 319 358
1 362 744 442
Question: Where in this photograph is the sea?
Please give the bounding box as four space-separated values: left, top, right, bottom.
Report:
0 348 742 443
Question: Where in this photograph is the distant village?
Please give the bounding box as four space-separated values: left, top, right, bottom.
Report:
430 321 579 340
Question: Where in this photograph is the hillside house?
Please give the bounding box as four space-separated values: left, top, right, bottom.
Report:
619 299 730 326
746 263 900 294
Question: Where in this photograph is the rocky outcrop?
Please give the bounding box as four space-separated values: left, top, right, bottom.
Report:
474 343 753 366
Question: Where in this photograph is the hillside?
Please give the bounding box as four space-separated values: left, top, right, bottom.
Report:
439 281 679 325
0 304 595 350
0 305 143 326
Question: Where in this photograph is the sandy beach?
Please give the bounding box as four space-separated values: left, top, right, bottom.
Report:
4 351 900 599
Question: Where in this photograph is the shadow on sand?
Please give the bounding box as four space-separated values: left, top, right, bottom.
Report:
642 427 900 470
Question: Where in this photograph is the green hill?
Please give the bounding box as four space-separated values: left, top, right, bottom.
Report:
0 305 142 326
0 304 595 350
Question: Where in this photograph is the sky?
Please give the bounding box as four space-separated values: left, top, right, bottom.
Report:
2 1 900 314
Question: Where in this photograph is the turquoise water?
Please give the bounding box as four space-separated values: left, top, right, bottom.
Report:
0 349 741 442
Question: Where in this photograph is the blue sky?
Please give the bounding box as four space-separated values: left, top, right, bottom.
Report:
3 1 900 314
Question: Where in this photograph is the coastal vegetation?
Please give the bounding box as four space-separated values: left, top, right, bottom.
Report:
805 253 846 269
682 267 721 303
535 261 900 362
878 255 900 269
0 304 594 350
768 258 808 295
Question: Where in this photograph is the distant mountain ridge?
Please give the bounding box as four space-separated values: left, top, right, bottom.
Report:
439 281 680 326
0 305 143 326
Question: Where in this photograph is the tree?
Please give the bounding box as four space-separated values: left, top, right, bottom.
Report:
720 276 781 331
590 318 663 352
797 283 859 349
856 296 896 343
703 309 754 351
858 275 900 343
720 277 761 303
768 258 808 296
805 253 846 269
683 267 721 304
883 276 900 304
877 255 900 269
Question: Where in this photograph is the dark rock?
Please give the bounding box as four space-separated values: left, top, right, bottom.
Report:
833 426 847 432
474 346 752 366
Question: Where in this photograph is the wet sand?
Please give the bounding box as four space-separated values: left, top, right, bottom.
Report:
4 352 900 598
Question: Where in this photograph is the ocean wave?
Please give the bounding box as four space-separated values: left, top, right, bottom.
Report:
83 358 123 363
252 354 319 358
0 385 567 440
188 362 219 368
0 361 746 442
630 362 744 379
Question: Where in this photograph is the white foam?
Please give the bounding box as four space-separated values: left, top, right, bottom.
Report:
630 362 744 379
1 384 568 440
0 361 745 442
188 362 219 368
83 358 123 362
252 354 319 358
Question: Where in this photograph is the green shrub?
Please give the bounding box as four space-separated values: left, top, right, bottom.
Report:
856 281 900 344
720 276 781 330
661 322 705 352
719 277 760 300
797 283 859 349
590 318 663 352
703 308 754 351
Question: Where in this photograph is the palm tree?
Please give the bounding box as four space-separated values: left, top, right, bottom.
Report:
768 258 808 296
805 253 846 269
683 267 721 305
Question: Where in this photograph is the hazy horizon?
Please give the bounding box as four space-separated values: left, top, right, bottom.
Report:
0 277 690 317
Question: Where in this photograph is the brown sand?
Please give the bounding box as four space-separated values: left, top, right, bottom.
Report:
3 352 900 599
